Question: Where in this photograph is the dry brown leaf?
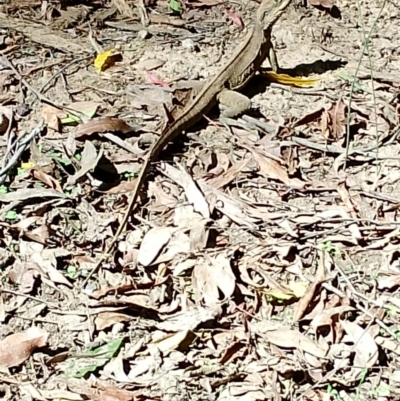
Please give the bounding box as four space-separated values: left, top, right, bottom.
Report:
192 254 236 306
73 117 138 139
263 328 327 358
0 188 66 203
134 58 166 71
377 272 400 290
150 330 195 354
192 263 220 306
308 0 335 9
251 149 304 188
293 249 328 321
29 245 73 288
310 305 355 331
160 162 210 219
41 105 63 131
0 327 48 368
292 107 324 128
113 0 134 17
190 0 222 7
219 341 245 364
95 312 132 331
226 9 244 29
7 261 38 294
211 253 236 299
321 101 346 142
199 182 258 229
146 71 170 88
207 158 250 189
66 141 102 187
177 163 210 218
138 227 176 266
31 168 63 192
340 320 379 379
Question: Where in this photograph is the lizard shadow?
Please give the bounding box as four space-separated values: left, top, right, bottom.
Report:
278 59 347 77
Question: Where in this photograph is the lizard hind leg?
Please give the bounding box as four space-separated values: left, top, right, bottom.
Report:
217 89 251 118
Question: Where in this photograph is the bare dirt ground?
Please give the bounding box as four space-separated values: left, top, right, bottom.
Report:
1 0 400 400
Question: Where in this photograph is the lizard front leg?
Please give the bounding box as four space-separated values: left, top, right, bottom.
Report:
217 89 251 118
268 45 279 72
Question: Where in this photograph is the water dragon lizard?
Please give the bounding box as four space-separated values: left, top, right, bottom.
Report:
84 0 292 283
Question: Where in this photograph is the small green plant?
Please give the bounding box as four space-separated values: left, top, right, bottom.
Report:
50 152 71 166
0 185 8 194
327 384 341 401
66 265 78 279
369 383 390 397
322 241 341 256
17 167 27 175
354 368 369 401
5 210 17 221
169 0 182 13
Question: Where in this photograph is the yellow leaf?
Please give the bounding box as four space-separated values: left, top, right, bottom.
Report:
94 49 122 73
263 288 296 301
21 162 35 169
288 281 309 298
263 71 320 87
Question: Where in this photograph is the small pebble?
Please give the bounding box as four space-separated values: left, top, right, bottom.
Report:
137 29 150 40
181 38 197 52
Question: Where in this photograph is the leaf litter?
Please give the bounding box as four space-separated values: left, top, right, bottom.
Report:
1 0 400 400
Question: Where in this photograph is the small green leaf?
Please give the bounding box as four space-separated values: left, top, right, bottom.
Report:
169 0 182 13
66 265 78 279
65 338 123 378
5 210 17 221
0 185 8 194
50 152 71 166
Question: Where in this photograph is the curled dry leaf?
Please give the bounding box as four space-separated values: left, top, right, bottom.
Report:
162 162 210 218
146 71 170 88
226 9 244 29
7 261 38 294
149 330 195 354
31 168 63 192
137 227 176 266
377 272 400 290
0 188 66 203
320 100 346 142
156 306 219 332
0 327 48 368
308 0 335 10
73 117 139 139
192 253 236 307
310 305 355 331
293 248 328 321
251 149 304 188
0 105 12 135
135 58 166 71
65 141 102 187
95 312 132 331
263 328 327 358
340 320 379 380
